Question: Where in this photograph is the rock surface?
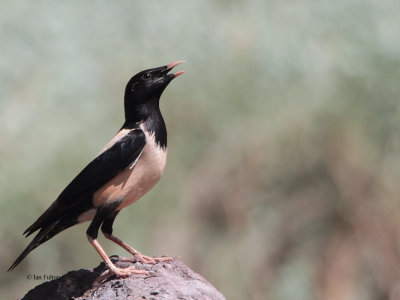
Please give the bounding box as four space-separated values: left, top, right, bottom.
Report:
21 256 225 300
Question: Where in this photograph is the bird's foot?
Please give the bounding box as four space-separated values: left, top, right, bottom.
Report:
94 265 149 286
118 253 174 265
135 253 174 265
110 265 149 277
103 234 174 265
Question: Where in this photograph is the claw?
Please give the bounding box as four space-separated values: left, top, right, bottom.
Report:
88 237 149 286
112 266 148 277
94 266 148 286
102 233 174 265
135 254 174 265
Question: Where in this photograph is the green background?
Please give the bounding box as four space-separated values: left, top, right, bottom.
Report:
1 1 400 299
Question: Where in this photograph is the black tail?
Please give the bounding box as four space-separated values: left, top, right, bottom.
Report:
8 218 77 271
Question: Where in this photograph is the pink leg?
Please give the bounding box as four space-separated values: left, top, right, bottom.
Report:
88 235 148 278
103 233 173 264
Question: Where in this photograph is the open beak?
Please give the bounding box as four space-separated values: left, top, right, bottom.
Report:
165 60 185 78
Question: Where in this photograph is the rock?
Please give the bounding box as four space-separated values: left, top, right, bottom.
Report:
20 256 225 300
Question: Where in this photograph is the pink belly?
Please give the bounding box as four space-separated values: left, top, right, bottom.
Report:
92 134 167 210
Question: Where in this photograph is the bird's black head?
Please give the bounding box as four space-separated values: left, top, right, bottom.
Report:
124 61 184 123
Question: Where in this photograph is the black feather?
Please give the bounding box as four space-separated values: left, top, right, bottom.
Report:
9 128 146 270
8 216 78 271
23 128 145 237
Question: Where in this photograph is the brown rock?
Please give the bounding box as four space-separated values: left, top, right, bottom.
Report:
20 256 225 300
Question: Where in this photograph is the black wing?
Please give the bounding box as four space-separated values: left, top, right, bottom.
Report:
8 128 146 272
24 128 146 237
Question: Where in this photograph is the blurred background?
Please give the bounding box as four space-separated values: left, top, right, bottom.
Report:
1 1 400 299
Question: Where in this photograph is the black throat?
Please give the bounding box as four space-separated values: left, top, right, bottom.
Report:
123 101 167 149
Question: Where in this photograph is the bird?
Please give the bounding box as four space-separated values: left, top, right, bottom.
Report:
8 61 185 277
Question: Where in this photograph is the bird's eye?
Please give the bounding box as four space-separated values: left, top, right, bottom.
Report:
141 72 151 80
